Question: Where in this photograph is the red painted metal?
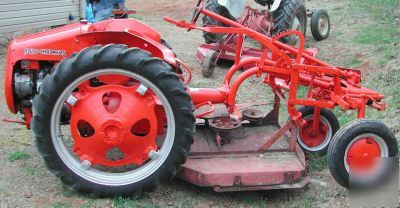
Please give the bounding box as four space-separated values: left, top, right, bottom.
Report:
70 81 158 166
5 19 175 114
112 9 136 16
299 115 329 148
257 121 294 152
346 138 381 172
197 6 273 68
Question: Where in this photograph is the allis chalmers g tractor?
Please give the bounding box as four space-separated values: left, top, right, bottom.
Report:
3 0 398 196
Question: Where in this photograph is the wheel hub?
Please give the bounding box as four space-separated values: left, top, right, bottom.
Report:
299 118 329 147
100 120 127 145
69 82 159 167
209 116 242 132
346 138 381 171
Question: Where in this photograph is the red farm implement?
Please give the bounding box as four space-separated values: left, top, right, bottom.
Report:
198 0 331 77
3 0 397 197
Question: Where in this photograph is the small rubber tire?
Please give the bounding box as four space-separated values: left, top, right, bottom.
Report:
297 106 339 155
272 0 307 45
202 0 235 44
310 9 330 41
32 44 195 197
202 50 218 78
328 119 398 189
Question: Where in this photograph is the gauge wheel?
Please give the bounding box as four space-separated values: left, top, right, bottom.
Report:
328 119 398 189
311 9 330 41
202 50 218 78
297 107 339 155
32 44 195 197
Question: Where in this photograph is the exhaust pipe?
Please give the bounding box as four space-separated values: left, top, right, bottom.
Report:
80 0 87 20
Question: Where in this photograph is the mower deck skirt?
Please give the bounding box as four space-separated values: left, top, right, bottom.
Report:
179 124 309 192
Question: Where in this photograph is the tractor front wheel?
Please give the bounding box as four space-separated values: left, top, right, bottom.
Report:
310 9 330 41
32 44 195 196
202 50 218 78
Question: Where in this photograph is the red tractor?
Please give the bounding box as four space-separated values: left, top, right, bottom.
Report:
3 0 397 197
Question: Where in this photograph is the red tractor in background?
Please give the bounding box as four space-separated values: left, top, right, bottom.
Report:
3 0 397 197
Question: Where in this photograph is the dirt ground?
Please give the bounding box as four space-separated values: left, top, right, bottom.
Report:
0 0 399 207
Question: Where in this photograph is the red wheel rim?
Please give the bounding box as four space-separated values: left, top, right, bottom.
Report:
298 116 330 149
69 79 159 167
346 137 381 172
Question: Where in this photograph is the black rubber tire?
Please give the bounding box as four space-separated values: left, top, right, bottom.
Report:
328 119 398 189
272 0 307 44
202 50 218 78
31 44 195 197
297 106 339 155
310 9 330 41
202 0 235 44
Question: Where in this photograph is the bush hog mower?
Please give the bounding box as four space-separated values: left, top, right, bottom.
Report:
3 0 398 197
199 0 331 77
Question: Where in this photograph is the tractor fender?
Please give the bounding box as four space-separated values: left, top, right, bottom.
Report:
72 31 176 65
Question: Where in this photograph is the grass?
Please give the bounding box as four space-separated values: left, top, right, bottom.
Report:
303 196 313 208
113 197 138 208
351 0 400 66
52 202 72 208
22 165 36 175
243 193 268 208
307 155 328 173
8 150 29 162
332 0 400 127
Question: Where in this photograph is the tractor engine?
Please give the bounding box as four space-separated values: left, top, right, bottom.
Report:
14 61 51 102
8 60 54 128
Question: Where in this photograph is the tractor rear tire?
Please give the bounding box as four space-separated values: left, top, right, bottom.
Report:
272 0 307 45
202 0 235 44
32 44 195 197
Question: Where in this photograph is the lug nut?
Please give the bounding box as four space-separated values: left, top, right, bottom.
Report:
148 150 160 160
136 83 148 96
66 95 78 106
81 160 91 170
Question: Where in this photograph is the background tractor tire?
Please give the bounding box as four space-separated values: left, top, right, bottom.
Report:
202 0 236 44
272 0 307 45
32 44 195 197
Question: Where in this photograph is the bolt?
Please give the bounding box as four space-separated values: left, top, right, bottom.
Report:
148 150 160 160
136 83 149 96
81 160 91 170
66 95 78 106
